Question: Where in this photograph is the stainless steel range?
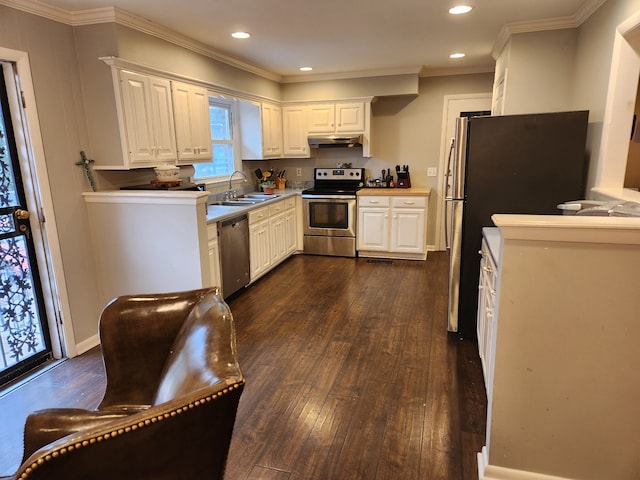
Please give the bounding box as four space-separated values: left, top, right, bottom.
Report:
302 167 364 257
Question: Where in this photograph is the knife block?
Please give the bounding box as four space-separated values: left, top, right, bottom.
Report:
397 172 411 188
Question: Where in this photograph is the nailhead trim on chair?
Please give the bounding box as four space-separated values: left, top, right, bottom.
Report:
16 380 245 479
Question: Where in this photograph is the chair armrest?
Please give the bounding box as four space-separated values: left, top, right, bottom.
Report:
97 288 212 410
15 381 244 480
21 408 135 464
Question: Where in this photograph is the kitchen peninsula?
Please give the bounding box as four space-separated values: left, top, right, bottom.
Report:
477 214 640 480
83 189 301 306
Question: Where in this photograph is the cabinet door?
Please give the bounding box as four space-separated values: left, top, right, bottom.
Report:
357 207 389 251
336 102 365 132
190 86 212 162
261 103 283 157
282 106 309 157
284 207 297 255
173 82 211 164
391 208 425 253
307 104 336 133
249 219 271 281
148 77 178 163
270 212 287 263
119 71 158 165
119 71 177 166
172 82 196 161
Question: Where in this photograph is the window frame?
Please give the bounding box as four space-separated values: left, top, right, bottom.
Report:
192 94 242 185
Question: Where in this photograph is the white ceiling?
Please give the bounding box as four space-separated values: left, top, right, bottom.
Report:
15 0 604 82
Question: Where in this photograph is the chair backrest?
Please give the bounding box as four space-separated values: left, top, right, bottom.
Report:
154 288 242 404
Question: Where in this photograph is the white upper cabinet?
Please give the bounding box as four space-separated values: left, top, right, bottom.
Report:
261 103 283 157
172 81 212 164
282 105 309 158
308 102 366 133
118 70 177 167
239 100 283 160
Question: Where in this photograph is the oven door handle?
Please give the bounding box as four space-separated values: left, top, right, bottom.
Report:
302 194 357 200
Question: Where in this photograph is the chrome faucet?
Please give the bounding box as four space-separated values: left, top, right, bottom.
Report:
228 170 248 198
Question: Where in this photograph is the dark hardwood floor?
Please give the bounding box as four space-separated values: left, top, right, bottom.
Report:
0 252 486 479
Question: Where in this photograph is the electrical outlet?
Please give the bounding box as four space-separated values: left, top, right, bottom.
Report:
427 167 437 177
296 168 302 177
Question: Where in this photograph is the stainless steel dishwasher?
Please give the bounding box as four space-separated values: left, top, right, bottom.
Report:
218 214 250 298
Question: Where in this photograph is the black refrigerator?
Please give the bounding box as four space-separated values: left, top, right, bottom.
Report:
445 111 589 337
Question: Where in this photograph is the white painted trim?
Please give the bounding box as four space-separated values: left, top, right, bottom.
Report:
82 190 209 205
592 10 640 201
0 0 608 84
491 0 607 60
74 334 99 356
0 47 76 358
492 214 640 245
481 464 575 480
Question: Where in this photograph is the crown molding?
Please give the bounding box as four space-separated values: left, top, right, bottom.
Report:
491 0 608 60
419 64 495 78
0 0 282 83
1 0 610 84
281 66 422 84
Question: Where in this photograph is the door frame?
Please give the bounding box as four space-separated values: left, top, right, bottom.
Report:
435 93 492 251
1 47 75 360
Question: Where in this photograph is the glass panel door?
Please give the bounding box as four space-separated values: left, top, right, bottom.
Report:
0 67 52 386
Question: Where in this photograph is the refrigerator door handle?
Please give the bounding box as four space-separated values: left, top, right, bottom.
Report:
444 137 456 201
444 137 456 250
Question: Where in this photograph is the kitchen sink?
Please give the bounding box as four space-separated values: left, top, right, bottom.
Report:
211 193 281 207
239 193 281 199
217 199 263 206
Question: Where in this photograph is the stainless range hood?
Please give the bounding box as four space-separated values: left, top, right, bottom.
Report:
308 134 363 148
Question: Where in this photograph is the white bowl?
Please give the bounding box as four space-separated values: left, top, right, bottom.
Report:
154 165 180 183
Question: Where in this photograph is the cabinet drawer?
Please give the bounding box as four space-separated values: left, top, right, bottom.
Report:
358 196 390 207
282 197 296 210
269 200 286 216
392 196 427 209
249 206 269 224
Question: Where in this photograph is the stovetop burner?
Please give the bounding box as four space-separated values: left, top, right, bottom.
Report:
303 167 365 196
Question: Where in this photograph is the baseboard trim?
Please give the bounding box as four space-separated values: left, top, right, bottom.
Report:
74 334 100 356
479 462 575 480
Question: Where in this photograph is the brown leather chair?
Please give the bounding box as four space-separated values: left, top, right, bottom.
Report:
4 287 245 480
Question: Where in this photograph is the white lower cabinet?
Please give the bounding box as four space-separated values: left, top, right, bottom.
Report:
207 223 222 290
249 197 297 282
357 195 428 260
249 207 271 281
477 235 498 399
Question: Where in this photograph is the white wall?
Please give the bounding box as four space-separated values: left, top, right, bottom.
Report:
500 29 579 115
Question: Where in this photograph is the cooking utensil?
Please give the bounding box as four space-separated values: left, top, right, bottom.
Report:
254 168 263 179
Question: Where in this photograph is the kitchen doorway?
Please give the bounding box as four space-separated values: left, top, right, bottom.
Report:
435 94 492 251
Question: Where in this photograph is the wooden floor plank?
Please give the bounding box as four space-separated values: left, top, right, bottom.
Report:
0 252 487 480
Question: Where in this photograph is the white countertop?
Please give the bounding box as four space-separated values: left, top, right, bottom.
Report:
206 189 300 223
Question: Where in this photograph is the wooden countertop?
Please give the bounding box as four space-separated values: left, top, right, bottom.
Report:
357 187 431 197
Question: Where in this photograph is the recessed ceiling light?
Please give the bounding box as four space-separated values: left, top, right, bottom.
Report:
231 32 251 39
449 4 473 15
299 66 313 72
450 53 466 59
